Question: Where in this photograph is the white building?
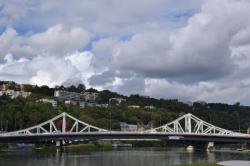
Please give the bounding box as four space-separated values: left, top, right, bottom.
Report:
81 92 98 102
65 100 77 105
36 98 57 108
0 90 31 99
96 103 108 108
109 98 126 105
128 105 140 109
144 106 155 109
0 84 7 91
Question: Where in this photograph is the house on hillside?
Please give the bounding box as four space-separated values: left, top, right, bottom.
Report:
54 90 81 101
36 98 57 108
128 105 140 109
144 105 155 109
0 90 31 99
81 92 98 102
109 98 126 105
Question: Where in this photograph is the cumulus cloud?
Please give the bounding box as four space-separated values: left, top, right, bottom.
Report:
0 24 92 59
89 70 145 95
65 51 94 86
0 51 94 87
144 73 250 105
0 0 203 35
91 38 119 72
29 24 92 56
2 0 250 105
88 0 250 104
0 0 34 27
113 0 250 83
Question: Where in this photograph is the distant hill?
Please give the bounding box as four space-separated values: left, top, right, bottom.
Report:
0 80 250 133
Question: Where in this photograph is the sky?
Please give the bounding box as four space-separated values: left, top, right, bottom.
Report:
1 0 250 105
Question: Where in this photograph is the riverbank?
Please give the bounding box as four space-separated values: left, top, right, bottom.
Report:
0 143 7 150
32 141 113 152
176 163 220 166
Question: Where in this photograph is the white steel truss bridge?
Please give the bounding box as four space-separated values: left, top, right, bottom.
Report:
0 112 250 144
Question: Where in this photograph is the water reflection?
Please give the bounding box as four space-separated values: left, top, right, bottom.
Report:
0 148 250 166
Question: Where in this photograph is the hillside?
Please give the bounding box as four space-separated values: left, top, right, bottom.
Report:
0 81 250 133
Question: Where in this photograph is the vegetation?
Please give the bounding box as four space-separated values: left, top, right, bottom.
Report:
0 143 7 150
176 163 220 166
1 81 250 134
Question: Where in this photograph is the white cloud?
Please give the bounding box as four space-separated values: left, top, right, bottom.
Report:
29 24 92 56
91 38 119 72
2 0 250 105
0 51 94 87
0 24 92 59
0 0 204 35
112 0 250 82
144 77 250 105
89 0 250 105
0 0 34 27
65 51 94 86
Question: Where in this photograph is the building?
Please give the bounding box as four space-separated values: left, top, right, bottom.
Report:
81 92 98 102
96 103 108 108
54 90 98 102
79 101 108 108
109 98 126 105
120 122 138 132
128 105 140 109
65 100 77 105
144 105 155 109
36 98 57 108
20 91 31 98
54 90 81 101
0 90 31 99
0 84 7 91
79 101 86 108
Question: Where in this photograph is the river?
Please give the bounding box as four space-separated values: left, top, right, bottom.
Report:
0 147 250 166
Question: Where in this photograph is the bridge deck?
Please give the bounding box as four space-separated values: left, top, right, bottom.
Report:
1 132 250 143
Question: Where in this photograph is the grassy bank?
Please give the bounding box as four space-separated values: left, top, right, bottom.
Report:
33 141 113 152
176 163 220 166
66 141 113 150
0 143 7 150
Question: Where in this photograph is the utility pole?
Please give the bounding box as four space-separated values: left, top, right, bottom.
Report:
109 111 112 131
160 115 162 126
5 120 8 132
238 114 241 132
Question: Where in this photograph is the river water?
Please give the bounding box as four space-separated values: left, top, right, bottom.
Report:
0 148 250 166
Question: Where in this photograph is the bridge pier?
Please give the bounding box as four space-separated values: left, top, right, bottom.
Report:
206 142 214 151
56 140 64 151
185 142 214 152
186 145 194 152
